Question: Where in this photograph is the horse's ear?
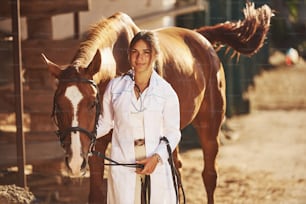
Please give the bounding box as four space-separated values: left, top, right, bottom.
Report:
41 53 62 79
87 50 101 76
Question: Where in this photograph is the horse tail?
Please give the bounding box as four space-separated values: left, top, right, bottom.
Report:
195 2 273 57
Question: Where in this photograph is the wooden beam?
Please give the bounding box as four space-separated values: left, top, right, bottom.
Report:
0 0 90 18
11 0 27 188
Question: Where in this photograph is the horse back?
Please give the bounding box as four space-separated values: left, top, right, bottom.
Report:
154 27 223 128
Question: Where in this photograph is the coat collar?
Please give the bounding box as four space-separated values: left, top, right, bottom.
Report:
122 69 161 93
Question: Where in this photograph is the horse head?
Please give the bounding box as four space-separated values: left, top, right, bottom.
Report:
42 51 102 177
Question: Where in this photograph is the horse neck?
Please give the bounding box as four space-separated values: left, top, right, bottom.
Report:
73 13 140 83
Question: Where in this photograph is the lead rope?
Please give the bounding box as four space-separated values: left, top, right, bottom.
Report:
160 136 186 204
141 175 151 204
90 150 144 169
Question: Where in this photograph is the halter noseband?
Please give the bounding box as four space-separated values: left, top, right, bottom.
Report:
52 78 100 151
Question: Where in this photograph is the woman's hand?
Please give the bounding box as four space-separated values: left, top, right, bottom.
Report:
135 154 161 175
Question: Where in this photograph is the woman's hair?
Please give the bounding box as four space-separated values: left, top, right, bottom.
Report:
129 30 160 56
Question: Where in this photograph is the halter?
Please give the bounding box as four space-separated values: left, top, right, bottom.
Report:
51 78 101 151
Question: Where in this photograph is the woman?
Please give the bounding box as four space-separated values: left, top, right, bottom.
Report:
97 31 181 204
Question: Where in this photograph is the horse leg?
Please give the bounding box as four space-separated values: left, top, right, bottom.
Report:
88 133 112 204
193 119 221 204
193 67 226 204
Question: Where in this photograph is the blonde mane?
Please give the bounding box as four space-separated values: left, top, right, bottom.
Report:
73 12 139 68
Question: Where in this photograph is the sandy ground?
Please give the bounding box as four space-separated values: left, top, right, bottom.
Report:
181 110 306 204
0 55 306 203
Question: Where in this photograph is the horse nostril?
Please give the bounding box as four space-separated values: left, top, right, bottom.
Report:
80 158 87 170
65 156 72 172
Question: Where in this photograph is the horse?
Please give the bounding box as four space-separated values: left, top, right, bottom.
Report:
42 2 272 203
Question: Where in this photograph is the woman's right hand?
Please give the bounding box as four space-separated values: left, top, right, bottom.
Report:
135 154 160 175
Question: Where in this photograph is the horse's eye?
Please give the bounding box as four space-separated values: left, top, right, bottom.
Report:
90 100 97 109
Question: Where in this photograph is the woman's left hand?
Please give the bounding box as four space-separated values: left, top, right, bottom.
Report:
135 154 160 175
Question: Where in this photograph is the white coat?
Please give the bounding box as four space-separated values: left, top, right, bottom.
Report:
97 70 181 204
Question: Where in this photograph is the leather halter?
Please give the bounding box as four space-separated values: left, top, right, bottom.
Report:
51 78 100 151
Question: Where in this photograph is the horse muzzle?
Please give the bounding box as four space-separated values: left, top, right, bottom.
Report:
65 154 88 177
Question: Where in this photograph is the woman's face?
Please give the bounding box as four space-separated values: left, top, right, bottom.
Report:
129 39 156 74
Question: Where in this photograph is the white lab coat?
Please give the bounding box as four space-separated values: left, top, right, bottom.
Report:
97 70 181 204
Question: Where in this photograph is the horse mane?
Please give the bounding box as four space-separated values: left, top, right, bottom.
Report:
72 12 139 68
196 2 273 58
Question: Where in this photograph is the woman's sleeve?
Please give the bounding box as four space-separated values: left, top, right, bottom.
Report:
155 85 181 162
96 80 114 138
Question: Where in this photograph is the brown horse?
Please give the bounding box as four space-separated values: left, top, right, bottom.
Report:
43 2 272 204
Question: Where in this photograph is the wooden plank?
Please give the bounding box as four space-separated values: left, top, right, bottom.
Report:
23 90 54 113
0 141 64 169
29 113 55 132
0 89 55 113
0 89 15 113
22 39 80 88
0 131 56 144
0 0 90 18
24 69 55 89
22 39 80 69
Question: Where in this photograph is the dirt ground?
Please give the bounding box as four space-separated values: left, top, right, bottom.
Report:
0 54 306 203
181 109 306 204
